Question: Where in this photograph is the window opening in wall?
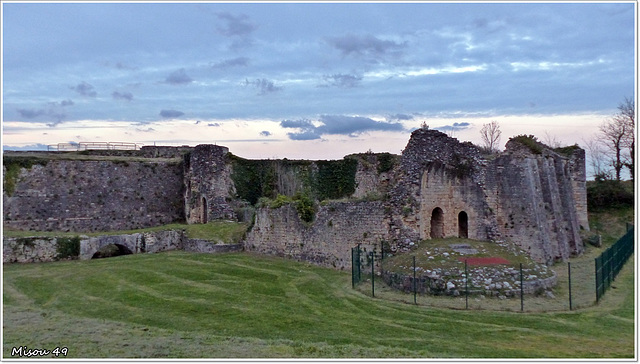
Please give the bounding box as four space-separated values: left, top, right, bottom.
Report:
458 211 468 238
202 196 208 224
430 207 444 239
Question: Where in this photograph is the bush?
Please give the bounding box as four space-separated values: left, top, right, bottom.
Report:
587 178 634 210
295 194 316 223
56 236 81 259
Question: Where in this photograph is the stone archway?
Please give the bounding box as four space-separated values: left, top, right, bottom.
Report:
201 196 208 224
458 211 468 238
430 207 444 239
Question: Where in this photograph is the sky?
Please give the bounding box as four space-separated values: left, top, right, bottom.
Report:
2 1 636 162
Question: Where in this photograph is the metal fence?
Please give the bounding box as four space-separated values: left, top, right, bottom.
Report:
47 142 142 151
351 230 634 312
595 228 634 302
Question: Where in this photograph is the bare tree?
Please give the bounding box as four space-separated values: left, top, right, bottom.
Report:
480 121 502 153
617 97 635 180
599 97 635 181
543 130 563 148
583 137 609 179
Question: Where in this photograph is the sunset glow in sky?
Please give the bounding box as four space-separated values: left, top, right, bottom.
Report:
2 2 636 161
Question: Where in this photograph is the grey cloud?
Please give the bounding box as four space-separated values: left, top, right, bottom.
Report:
216 12 257 37
17 108 46 119
3 143 49 151
208 123 221 127
435 122 472 131
280 115 404 140
71 81 97 97
159 109 185 118
281 119 314 129
211 57 249 69
326 34 405 58
59 99 74 107
165 69 193 85
112 91 133 101
260 131 272 137
245 78 283 95
287 129 322 141
321 73 362 88
387 113 414 121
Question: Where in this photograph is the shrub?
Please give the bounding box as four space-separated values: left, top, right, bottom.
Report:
510 135 543 154
294 193 316 223
56 236 81 259
587 178 634 210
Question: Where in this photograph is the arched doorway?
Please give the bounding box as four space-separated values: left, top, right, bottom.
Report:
201 196 208 224
458 211 468 238
430 207 444 239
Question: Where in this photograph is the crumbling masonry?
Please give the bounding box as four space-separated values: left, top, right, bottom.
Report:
4 129 587 267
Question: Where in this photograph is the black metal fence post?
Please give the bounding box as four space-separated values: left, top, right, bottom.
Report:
568 262 573 311
465 259 469 310
370 252 375 297
520 263 524 312
413 256 417 304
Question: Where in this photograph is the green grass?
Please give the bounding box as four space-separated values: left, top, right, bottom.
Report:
3 221 248 244
3 250 635 358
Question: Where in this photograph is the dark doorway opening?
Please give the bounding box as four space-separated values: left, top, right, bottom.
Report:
430 207 444 239
458 211 468 238
202 196 208 224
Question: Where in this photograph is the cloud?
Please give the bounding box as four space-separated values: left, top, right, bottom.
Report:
211 57 249 69
387 113 414 121
326 34 405 58
17 108 46 119
280 115 405 140
245 78 283 95
434 122 473 132
70 81 97 97
165 68 193 85
320 73 362 88
3 143 49 151
159 109 185 118
208 123 221 127
112 91 133 101
260 130 272 137
15 99 73 125
215 12 257 37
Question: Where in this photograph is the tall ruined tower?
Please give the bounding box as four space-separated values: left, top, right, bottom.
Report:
388 129 587 265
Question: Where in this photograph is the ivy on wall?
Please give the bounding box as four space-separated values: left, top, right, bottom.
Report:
229 154 358 205
3 156 49 196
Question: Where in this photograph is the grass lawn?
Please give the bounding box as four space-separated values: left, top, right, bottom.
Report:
3 250 635 359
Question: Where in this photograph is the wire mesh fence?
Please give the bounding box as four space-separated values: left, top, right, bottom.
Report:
596 228 634 302
350 231 634 312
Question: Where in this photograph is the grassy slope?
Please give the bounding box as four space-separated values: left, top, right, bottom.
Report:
3 221 248 243
3 250 635 359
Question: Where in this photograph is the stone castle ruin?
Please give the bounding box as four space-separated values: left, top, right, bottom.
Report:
3 129 588 268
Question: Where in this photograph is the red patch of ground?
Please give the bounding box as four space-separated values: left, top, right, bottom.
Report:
458 257 511 266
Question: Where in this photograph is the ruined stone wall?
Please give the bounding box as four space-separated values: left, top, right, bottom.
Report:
183 144 236 223
386 129 586 265
388 129 497 248
485 140 584 264
418 165 490 241
244 201 390 270
3 159 184 232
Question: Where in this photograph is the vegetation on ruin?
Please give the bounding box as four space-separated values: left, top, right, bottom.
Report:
2 155 49 196
257 194 317 223
229 154 358 205
553 144 582 156
509 134 544 154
